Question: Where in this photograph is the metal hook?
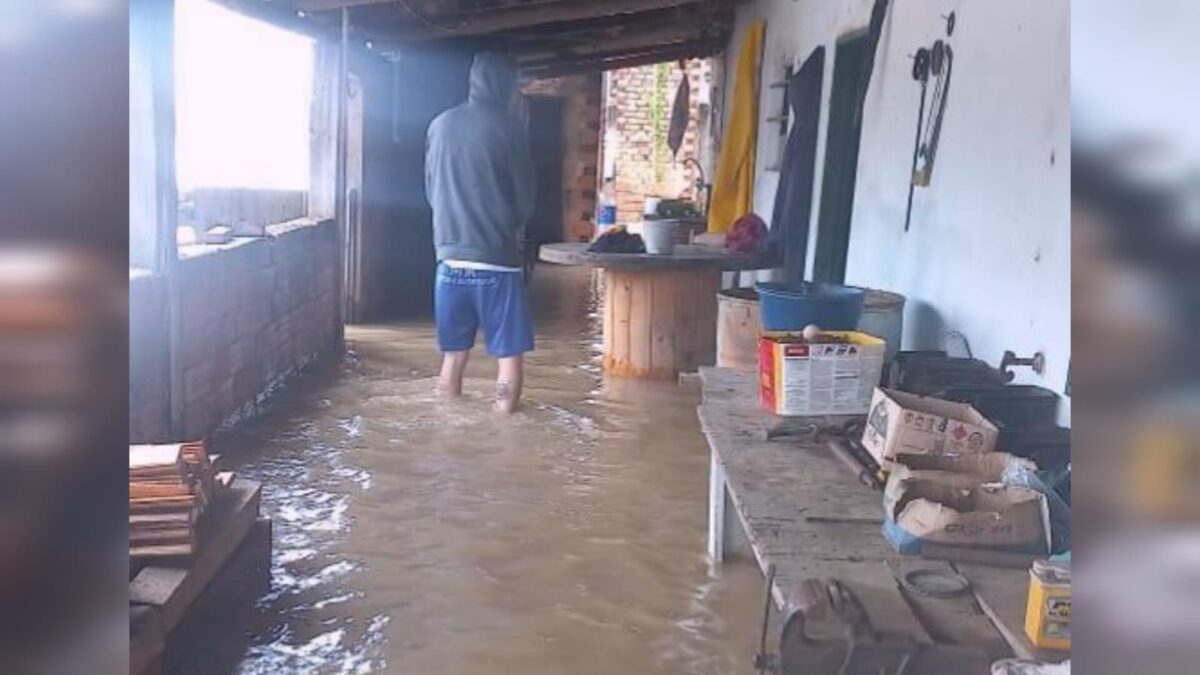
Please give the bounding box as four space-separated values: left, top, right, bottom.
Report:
941 11 956 36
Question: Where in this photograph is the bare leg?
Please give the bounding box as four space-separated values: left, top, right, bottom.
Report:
437 350 470 397
494 356 524 414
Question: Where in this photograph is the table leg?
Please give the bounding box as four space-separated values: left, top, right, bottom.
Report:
708 449 726 563
709 448 751 564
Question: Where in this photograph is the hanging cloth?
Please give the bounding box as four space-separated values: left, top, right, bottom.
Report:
767 46 825 283
667 61 690 158
707 20 765 233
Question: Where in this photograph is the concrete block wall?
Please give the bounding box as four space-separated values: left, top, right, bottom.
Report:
522 73 603 243
129 220 339 442
129 271 170 442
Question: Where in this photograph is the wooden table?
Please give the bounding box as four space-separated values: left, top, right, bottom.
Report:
540 242 770 379
697 367 1068 664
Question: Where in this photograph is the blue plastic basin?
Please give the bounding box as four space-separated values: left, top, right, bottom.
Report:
756 282 866 331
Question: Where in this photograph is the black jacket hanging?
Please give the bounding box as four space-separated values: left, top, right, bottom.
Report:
767 47 825 283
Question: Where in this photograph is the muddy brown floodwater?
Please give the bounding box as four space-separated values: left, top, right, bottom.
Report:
211 265 764 674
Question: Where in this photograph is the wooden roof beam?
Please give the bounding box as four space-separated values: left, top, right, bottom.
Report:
521 37 725 78
336 0 715 44
512 12 730 64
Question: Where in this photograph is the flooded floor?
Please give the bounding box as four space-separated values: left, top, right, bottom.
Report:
214 266 764 674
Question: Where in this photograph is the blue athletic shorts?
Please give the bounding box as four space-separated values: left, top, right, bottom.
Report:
435 263 534 358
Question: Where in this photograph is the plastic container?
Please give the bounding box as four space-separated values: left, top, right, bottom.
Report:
596 178 617 236
641 220 677 255
859 289 906 364
755 282 865 331
1024 559 1071 650
716 288 760 370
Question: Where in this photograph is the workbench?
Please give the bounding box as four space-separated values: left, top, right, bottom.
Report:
539 242 769 379
697 367 1068 664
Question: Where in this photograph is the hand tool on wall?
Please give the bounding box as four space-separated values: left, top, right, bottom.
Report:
668 59 691 159
904 12 958 231
903 48 931 232
913 41 954 187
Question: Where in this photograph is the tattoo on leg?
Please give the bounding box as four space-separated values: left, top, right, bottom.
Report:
495 381 511 400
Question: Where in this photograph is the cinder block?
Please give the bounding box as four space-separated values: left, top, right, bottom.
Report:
183 362 213 402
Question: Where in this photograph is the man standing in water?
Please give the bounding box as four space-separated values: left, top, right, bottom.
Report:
425 52 536 413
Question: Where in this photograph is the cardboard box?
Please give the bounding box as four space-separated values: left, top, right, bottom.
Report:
883 476 1050 554
758 331 885 416
860 388 998 465
883 452 1038 524
886 452 1036 486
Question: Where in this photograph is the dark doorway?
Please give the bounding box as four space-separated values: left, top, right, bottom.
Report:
388 47 471 317
527 96 565 246
813 31 870 284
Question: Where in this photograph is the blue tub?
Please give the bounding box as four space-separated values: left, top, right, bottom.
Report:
756 282 866 331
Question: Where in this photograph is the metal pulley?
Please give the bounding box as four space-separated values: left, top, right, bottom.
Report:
904 14 958 230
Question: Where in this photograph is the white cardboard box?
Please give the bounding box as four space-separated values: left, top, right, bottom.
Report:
861 388 998 465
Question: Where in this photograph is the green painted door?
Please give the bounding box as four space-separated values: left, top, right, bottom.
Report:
813 32 871 284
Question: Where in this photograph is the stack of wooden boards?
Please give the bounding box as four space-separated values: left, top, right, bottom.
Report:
130 442 232 558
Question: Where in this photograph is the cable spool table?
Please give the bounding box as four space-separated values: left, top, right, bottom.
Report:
539 242 772 380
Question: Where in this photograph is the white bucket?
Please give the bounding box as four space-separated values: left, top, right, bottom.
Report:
642 220 677 255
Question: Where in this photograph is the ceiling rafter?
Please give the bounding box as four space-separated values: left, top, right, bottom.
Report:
217 0 737 75
522 37 724 78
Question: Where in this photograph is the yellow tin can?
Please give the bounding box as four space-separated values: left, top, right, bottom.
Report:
1024 559 1071 650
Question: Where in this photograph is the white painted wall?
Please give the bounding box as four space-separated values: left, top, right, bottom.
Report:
723 0 1071 423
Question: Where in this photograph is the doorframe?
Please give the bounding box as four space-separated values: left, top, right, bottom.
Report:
343 72 365 324
812 28 871 284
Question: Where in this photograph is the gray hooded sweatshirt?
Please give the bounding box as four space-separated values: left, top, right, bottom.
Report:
425 52 536 269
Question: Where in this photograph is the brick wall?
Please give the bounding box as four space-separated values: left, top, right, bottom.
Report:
522 73 603 243
129 220 340 442
603 60 710 222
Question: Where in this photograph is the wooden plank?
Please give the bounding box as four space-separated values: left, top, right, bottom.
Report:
515 14 729 67
605 270 633 375
675 271 700 371
539 242 771 271
130 480 262 632
130 605 165 675
694 269 720 370
161 519 273 675
629 272 653 376
922 543 1043 569
887 559 1011 661
524 37 725 79
602 269 614 366
342 0 713 44
650 270 676 376
957 563 1070 663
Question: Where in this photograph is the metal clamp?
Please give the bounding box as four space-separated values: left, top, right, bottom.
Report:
1000 350 1046 378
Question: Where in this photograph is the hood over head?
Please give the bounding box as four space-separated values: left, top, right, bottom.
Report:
468 51 519 107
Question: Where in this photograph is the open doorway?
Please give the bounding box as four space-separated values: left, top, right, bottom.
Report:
813 31 870 284
344 73 365 323
527 96 566 247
